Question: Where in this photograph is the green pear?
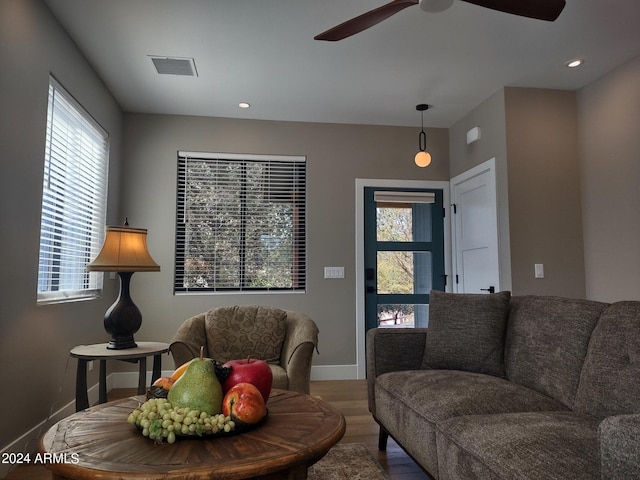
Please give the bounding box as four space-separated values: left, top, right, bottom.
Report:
168 350 223 415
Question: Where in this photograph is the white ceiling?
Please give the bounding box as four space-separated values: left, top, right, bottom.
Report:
43 0 640 128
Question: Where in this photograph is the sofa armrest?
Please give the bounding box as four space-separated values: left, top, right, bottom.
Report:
599 413 640 479
366 328 428 416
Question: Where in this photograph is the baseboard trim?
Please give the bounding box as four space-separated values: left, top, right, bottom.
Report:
310 364 358 381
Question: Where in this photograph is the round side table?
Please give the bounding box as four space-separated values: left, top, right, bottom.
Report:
70 341 170 411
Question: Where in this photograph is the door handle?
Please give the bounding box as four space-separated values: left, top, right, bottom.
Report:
480 286 496 294
366 286 376 294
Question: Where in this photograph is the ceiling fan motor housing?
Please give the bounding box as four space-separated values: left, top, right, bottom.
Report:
419 0 455 13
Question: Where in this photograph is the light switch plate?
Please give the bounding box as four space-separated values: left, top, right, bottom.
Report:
535 264 544 278
324 267 345 279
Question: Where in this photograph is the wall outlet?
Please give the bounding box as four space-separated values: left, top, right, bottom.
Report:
534 264 544 279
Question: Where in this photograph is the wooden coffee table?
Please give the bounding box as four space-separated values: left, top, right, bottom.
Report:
39 389 345 480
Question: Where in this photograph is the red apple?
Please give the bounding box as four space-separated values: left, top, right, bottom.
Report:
223 358 273 402
222 383 267 425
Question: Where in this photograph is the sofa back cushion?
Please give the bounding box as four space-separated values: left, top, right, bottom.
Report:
504 296 607 409
574 301 640 418
204 305 287 363
421 290 511 377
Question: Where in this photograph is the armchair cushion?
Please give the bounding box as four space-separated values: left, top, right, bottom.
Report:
421 290 511 377
205 305 287 363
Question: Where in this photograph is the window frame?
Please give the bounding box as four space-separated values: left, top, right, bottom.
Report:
174 151 306 294
36 76 110 305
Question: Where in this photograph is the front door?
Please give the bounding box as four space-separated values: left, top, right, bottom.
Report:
364 187 446 330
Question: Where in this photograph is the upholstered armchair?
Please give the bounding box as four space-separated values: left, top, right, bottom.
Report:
169 305 319 394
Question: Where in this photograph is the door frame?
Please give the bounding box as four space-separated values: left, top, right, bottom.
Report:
355 178 452 379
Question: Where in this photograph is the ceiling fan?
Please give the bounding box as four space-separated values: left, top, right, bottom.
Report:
314 0 566 41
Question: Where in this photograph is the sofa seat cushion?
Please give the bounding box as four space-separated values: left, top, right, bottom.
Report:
436 412 601 480
374 370 569 478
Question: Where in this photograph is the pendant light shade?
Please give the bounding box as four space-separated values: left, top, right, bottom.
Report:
415 104 432 167
415 150 432 167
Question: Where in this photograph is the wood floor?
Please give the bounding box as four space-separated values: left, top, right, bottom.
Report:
5 380 431 480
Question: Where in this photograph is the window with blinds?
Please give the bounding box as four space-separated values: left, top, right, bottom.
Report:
175 152 306 293
37 77 110 304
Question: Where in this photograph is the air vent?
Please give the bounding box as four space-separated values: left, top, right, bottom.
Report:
149 56 198 77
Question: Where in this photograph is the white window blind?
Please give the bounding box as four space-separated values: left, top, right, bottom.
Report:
175 152 306 292
37 77 110 304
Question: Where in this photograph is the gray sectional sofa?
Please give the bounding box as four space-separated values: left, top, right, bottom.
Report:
366 291 640 479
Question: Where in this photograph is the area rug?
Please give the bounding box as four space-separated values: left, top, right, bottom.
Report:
308 443 389 480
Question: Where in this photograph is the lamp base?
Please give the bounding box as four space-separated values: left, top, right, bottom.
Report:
104 272 142 350
107 338 138 350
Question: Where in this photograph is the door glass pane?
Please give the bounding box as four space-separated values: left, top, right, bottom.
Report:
376 203 432 242
377 304 430 328
376 205 411 242
377 251 432 294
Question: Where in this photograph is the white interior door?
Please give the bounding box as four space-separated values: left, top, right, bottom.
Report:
451 158 500 293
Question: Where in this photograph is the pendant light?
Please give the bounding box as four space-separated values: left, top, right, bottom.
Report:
414 104 432 167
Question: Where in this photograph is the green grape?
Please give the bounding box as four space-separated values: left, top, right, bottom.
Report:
129 399 237 444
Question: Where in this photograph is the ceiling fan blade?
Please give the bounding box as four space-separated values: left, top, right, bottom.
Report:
461 0 566 21
315 0 419 41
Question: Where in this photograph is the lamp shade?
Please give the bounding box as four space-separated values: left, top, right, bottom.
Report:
87 226 160 272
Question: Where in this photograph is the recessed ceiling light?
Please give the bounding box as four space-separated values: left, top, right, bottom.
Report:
566 59 584 68
238 102 251 109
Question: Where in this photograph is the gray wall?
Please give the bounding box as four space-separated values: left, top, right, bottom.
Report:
449 89 508 178
578 55 640 302
449 90 512 292
120 113 450 373
504 87 585 298
450 87 586 298
0 0 123 458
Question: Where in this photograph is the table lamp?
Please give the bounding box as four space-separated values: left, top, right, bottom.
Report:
87 220 160 349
